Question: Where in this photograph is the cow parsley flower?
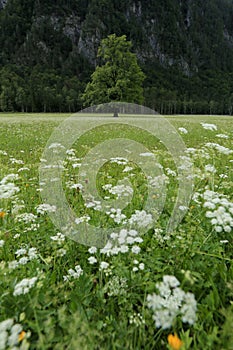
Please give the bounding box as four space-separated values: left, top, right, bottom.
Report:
88 256 97 264
50 232 65 244
75 215 90 224
88 246 97 254
100 228 143 256
63 265 83 281
202 190 233 233
147 275 197 329
100 261 109 270
205 142 233 155
178 127 188 134
36 203 57 214
201 123 217 131
0 318 29 350
0 180 20 199
205 164 216 173
129 210 153 228
13 277 38 296
15 213 37 224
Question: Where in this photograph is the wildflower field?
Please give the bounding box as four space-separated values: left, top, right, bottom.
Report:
0 112 233 350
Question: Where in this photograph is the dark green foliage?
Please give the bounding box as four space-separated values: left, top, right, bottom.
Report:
82 34 145 106
0 0 233 113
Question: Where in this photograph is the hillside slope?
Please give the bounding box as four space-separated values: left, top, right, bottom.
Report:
0 0 233 113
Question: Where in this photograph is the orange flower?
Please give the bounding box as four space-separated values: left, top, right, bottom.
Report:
168 333 183 350
0 211 6 218
18 330 26 342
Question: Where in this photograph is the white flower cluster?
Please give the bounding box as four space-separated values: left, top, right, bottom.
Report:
178 127 188 134
8 247 38 269
129 210 153 228
0 174 20 199
0 240 4 248
201 122 217 131
13 277 38 296
147 275 197 329
50 232 65 244
11 199 25 215
166 168 176 177
99 261 109 270
63 265 83 281
15 212 39 232
48 142 65 153
15 213 37 224
216 134 229 139
110 157 128 165
103 183 133 199
0 318 27 350
100 229 143 256
36 203 57 214
75 215 90 225
204 164 216 173
148 174 169 189
178 155 193 171
123 166 133 173
106 208 127 224
203 190 233 233
66 148 76 156
10 157 24 165
205 142 233 155
132 259 145 272
67 182 83 191
72 162 81 168
85 198 102 211
88 256 97 264
18 167 30 172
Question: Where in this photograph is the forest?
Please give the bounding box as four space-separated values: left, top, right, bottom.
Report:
0 0 233 114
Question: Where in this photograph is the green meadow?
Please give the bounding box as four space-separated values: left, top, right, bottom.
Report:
0 113 233 350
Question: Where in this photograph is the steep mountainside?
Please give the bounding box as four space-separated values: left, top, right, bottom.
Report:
0 0 233 113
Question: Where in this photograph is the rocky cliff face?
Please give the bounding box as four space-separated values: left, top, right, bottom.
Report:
0 0 7 10
0 0 233 75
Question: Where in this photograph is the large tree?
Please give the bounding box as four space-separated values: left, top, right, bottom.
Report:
82 34 145 106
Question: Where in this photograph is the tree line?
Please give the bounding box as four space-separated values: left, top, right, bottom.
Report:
1 63 232 114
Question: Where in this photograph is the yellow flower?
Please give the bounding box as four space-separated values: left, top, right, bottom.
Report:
18 330 26 342
0 211 6 218
168 333 183 350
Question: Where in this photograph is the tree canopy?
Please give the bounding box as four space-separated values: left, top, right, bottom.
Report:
82 34 145 106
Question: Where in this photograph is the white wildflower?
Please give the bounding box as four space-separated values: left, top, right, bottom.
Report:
88 246 97 254
131 245 141 254
13 277 38 296
205 164 216 173
100 261 109 270
75 215 90 224
129 210 153 228
178 127 188 134
63 265 83 281
147 275 197 329
201 122 217 131
36 203 57 214
88 256 97 264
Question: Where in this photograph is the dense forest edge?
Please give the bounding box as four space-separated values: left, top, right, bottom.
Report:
0 0 233 114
